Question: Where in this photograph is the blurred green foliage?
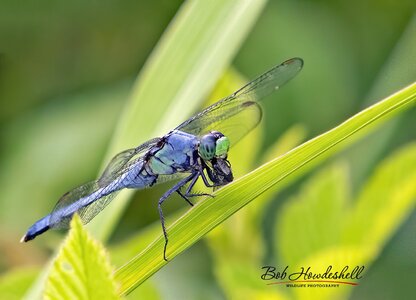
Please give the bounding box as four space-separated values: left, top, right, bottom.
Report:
0 0 182 120
0 0 415 299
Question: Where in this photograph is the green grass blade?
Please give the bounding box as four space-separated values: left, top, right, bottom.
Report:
345 15 416 187
114 81 416 295
87 0 268 241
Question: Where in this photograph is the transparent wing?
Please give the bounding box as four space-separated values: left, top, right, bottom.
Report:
49 138 162 229
79 170 189 225
77 191 119 225
50 180 103 228
98 137 161 186
154 173 187 185
175 58 303 146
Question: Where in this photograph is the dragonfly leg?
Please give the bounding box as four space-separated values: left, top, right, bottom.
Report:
199 166 214 187
175 171 200 206
176 170 214 205
176 189 194 206
197 159 221 188
199 167 223 188
159 173 195 261
184 191 214 198
183 172 214 198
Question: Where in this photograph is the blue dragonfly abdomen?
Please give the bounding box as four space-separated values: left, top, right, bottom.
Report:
23 131 199 242
24 172 134 240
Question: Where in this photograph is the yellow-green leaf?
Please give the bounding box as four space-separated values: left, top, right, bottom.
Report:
43 215 119 300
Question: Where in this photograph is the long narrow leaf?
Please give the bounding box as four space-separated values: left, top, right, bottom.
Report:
114 82 416 295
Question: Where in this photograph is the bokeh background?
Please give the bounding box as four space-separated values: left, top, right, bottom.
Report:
1 0 415 299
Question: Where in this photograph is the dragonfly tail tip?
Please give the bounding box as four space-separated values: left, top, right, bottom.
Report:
20 233 34 243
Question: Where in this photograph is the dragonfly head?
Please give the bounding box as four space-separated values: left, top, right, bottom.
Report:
198 131 230 161
199 131 233 185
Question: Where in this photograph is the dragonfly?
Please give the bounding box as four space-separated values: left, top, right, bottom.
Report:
21 57 303 261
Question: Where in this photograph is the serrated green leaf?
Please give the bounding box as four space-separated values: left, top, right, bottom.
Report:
113 79 415 294
43 215 119 300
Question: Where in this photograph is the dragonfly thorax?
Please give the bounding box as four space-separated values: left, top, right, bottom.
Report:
198 131 230 161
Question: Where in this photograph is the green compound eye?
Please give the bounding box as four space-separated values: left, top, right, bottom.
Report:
215 136 230 158
199 134 216 160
